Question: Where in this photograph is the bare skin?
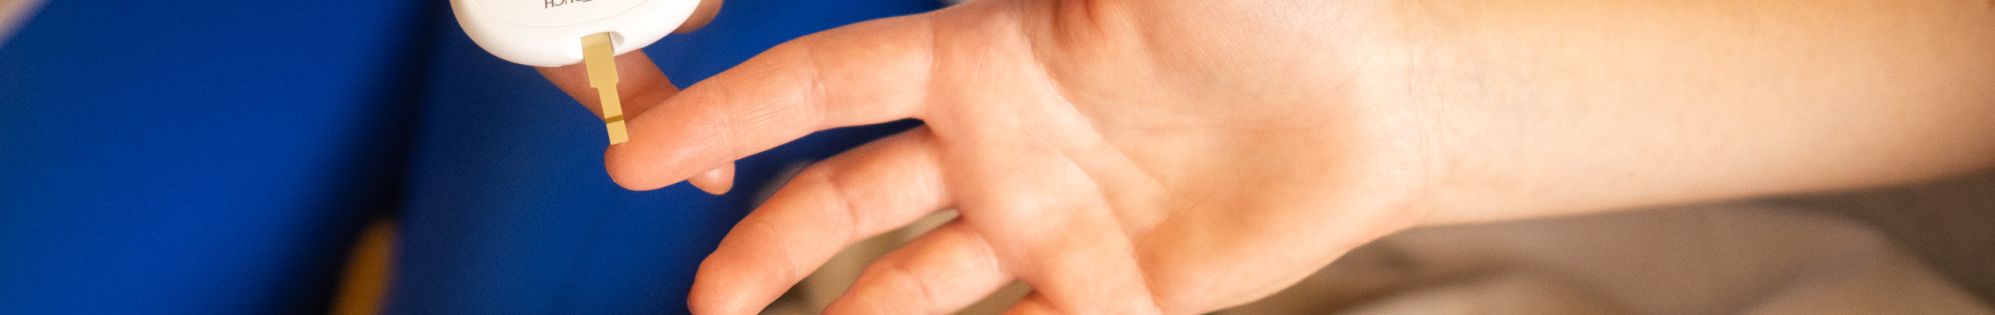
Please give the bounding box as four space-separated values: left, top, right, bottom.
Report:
542 0 1995 313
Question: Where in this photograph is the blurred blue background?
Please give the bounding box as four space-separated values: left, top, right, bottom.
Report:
0 0 935 313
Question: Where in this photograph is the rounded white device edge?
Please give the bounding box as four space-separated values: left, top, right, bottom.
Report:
451 0 697 67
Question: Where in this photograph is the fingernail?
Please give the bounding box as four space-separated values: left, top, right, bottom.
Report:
689 164 735 195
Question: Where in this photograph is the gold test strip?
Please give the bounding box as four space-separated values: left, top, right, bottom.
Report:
582 33 629 145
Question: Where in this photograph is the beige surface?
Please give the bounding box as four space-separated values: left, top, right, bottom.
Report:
1225 201 1989 315
1772 171 1995 304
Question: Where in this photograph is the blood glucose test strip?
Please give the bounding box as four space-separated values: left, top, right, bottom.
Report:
582 33 629 144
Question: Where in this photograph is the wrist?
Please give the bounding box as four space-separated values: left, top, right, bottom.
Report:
1356 2 1537 227
1333 4 1476 229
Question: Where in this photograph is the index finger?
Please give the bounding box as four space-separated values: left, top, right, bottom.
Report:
604 14 940 190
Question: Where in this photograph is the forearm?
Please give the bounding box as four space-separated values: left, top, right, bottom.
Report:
1397 0 1995 225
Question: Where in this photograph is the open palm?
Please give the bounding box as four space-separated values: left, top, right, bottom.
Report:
604 0 1437 313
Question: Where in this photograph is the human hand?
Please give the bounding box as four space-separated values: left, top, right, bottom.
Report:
601 0 1443 313
546 0 1995 312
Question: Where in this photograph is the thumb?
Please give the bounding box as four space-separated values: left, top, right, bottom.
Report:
676 0 724 34
538 51 737 194
535 0 725 114
536 51 676 118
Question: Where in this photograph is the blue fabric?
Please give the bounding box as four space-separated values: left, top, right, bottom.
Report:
0 0 936 314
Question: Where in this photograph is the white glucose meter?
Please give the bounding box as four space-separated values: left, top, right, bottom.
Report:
451 0 700 67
